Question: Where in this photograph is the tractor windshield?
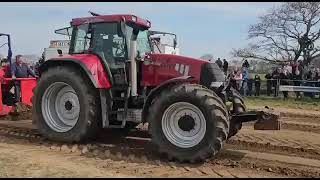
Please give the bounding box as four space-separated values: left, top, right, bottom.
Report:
69 22 152 61
125 25 152 57
71 24 91 54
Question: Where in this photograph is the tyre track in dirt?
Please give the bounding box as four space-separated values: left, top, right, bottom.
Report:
0 121 319 177
281 121 320 134
0 131 286 178
244 116 320 134
228 125 320 160
1 119 320 160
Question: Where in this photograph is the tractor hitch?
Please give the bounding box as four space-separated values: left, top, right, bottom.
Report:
231 106 281 130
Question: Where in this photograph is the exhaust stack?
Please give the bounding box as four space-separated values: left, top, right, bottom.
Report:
130 31 138 97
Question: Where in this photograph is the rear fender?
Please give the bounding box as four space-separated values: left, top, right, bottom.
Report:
141 76 196 123
39 58 111 89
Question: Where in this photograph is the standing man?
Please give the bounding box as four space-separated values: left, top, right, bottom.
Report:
242 59 249 68
272 68 281 97
215 58 223 70
254 74 261 96
242 67 249 97
265 70 273 96
280 68 290 99
11 55 37 104
247 74 253 96
293 69 302 98
223 59 228 75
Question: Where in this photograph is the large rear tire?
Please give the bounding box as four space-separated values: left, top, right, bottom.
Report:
148 84 229 163
228 87 246 139
32 66 100 143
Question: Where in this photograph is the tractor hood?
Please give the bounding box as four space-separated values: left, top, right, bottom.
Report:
141 53 210 86
147 53 209 68
149 53 208 62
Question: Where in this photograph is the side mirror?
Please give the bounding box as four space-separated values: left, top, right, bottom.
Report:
57 49 63 56
173 38 177 49
136 50 142 61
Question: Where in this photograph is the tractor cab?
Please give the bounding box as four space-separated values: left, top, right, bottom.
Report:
55 15 152 95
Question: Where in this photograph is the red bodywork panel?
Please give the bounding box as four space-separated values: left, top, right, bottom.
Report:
2 78 37 106
51 54 111 89
71 14 150 30
141 53 208 87
0 66 37 115
0 68 11 116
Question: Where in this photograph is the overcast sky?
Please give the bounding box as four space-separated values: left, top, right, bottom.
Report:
0 2 279 59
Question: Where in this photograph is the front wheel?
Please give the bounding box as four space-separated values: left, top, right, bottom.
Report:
148 84 229 163
228 87 246 139
32 66 101 143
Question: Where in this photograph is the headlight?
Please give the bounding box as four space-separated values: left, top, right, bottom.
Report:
132 16 137 22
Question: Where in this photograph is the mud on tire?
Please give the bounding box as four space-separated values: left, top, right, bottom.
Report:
148 84 229 163
228 87 246 139
32 66 101 143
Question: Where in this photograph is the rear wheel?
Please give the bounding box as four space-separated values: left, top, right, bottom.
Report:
32 66 100 143
228 87 246 139
148 84 229 163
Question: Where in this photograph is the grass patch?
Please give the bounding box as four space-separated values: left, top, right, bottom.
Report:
244 96 320 111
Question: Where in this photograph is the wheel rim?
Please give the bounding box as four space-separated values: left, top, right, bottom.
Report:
41 82 80 133
162 102 206 148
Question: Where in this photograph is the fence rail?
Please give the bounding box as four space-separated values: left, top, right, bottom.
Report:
232 78 320 98
279 85 320 93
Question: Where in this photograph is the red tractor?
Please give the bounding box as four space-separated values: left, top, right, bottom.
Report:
33 13 278 162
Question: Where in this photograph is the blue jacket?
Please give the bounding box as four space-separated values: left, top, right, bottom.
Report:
243 68 249 81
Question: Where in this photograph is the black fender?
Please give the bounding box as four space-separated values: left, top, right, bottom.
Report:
39 59 100 88
142 76 195 123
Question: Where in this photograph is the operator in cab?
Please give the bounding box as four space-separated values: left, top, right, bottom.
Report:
11 55 37 104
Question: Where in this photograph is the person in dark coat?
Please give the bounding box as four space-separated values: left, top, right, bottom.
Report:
254 74 261 96
280 69 290 99
292 69 302 98
215 58 223 69
11 55 37 103
272 68 281 97
265 71 273 96
242 59 249 68
247 75 253 96
223 59 228 75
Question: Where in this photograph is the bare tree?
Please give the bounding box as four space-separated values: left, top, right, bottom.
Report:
232 2 320 65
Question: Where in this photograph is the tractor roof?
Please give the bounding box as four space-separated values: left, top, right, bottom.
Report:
71 14 151 29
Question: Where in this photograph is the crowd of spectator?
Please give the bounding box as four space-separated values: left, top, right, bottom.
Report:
228 60 261 97
213 57 320 99
265 60 320 99
212 58 261 97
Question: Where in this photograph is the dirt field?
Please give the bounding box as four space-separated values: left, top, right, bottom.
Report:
0 107 319 178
